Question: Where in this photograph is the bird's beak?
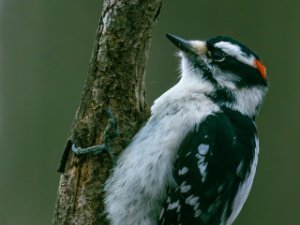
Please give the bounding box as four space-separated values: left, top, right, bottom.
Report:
166 33 207 55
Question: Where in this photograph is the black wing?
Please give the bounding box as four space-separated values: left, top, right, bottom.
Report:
158 111 257 225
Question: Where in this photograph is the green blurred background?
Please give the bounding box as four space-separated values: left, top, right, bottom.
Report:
0 0 299 224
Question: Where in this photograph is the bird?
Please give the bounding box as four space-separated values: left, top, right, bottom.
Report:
104 33 268 225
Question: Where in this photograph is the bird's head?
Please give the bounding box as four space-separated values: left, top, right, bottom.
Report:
166 33 268 117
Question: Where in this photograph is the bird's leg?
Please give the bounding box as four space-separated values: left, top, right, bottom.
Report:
71 143 106 155
72 109 120 165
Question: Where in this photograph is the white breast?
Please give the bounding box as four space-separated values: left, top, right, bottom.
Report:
104 80 220 225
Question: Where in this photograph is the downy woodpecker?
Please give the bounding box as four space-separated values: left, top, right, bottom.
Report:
104 34 268 225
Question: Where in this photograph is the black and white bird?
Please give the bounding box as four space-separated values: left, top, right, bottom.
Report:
104 34 268 225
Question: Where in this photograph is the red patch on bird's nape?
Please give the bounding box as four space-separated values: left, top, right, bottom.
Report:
255 59 267 80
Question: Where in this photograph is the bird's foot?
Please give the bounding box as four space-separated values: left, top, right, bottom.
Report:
72 109 120 165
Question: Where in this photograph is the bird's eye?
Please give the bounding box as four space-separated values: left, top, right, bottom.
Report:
208 50 225 62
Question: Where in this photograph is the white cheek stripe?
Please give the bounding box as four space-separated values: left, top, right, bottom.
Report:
214 41 255 67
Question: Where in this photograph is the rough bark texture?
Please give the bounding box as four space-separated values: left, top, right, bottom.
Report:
53 0 164 224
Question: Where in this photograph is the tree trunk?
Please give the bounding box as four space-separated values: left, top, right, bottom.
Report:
52 0 164 224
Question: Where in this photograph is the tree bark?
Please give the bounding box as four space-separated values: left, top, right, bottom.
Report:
53 0 164 224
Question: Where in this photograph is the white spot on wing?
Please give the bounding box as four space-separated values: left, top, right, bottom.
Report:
180 181 191 193
185 152 191 157
167 200 180 210
195 209 202 217
185 195 200 206
178 167 189 175
195 145 209 182
198 144 209 155
193 202 200 211
198 162 207 182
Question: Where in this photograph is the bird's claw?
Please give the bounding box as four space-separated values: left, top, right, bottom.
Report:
71 109 119 165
